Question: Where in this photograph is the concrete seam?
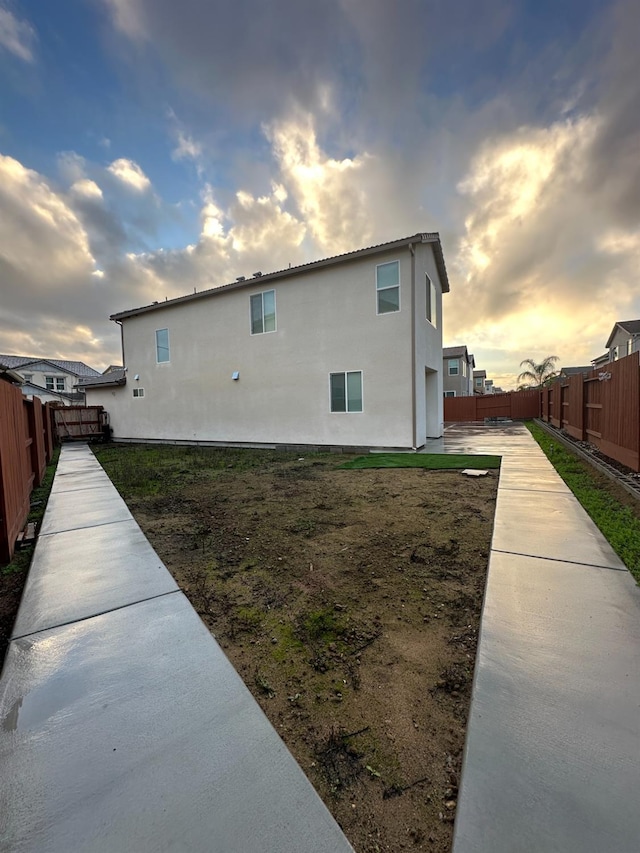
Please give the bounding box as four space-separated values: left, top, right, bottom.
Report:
490 548 629 572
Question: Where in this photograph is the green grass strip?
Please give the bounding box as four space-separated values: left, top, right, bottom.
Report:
526 421 640 583
340 453 501 470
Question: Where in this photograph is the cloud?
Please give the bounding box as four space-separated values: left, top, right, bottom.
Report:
107 157 151 192
0 5 36 62
70 179 104 200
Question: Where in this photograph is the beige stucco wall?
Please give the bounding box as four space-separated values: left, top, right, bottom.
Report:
92 244 444 448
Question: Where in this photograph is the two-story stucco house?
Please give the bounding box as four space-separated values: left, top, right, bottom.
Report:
442 345 474 397
0 355 101 404
473 369 487 394
84 233 450 449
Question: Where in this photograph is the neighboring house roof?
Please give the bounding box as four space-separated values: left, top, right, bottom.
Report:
0 354 101 377
21 380 79 402
559 366 592 377
443 345 468 358
0 363 24 384
605 320 640 349
111 232 451 321
591 352 609 366
473 370 486 378
77 368 127 389
102 364 123 374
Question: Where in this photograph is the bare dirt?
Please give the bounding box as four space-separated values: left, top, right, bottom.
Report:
109 450 498 853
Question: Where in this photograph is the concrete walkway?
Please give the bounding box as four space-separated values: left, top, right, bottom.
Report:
424 424 640 853
0 444 353 853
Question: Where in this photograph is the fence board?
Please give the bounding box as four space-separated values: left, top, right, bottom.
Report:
54 406 104 440
0 383 35 562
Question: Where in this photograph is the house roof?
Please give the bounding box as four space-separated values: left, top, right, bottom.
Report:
0 355 101 377
21 380 79 401
559 366 592 376
605 320 640 349
473 370 487 378
111 232 451 321
443 345 467 358
591 352 609 366
0 364 24 384
77 368 126 388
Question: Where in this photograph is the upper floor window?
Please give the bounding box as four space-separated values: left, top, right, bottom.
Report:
475 377 482 387
376 261 400 314
156 328 170 363
45 376 65 391
23 373 33 383
444 390 456 398
611 346 619 361
251 290 276 334
426 275 437 327
462 361 467 377
448 359 459 376
627 339 633 356
330 371 363 413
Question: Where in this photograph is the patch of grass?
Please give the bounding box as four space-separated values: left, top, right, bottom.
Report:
1 448 60 575
93 443 331 500
340 453 500 470
526 421 640 582
300 607 345 644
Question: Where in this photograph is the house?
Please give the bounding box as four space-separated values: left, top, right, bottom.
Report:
484 379 494 394
442 345 475 397
473 369 487 394
558 366 592 380
591 352 609 369
604 320 640 362
0 355 101 404
84 233 450 449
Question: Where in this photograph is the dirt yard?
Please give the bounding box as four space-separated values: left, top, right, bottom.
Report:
94 446 498 852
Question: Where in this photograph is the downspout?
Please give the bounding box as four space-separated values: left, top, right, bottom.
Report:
116 320 125 371
409 243 417 450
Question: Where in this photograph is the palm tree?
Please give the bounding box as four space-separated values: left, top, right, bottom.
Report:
517 355 559 389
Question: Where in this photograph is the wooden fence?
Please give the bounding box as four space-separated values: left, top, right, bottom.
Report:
540 353 640 471
54 406 105 440
0 382 56 563
444 390 541 423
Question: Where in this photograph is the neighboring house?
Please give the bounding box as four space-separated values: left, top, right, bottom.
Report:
558 366 592 380
591 352 609 369
473 369 487 394
604 320 640 362
0 355 101 405
442 345 475 397
84 233 450 449
484 379 494 394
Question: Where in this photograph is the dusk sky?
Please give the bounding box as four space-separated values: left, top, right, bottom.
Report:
1 0 638 388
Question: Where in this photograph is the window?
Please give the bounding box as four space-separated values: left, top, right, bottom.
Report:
330 371 363 413
462 361 467 377
426 275 437 326
611 346 618 361
475 378 482 387
627 339 633 356
250 290 276 334
133 388 145 398
444 390 456 398
45 376 55 391
448 359 459 376
55 377 65 391
156 328 170 363
376 261 400 314
23 373 33 383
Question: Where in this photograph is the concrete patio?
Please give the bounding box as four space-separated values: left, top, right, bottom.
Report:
0 443 354 853
425 423 640 853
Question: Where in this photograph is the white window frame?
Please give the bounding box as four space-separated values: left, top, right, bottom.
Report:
426 275 437 327
444 390 456 398
329 370 363 413
448 359 459 376
250 289 277 335
133 388 145 398
375 261 400 315
55 377 65 391
23 373 33 383
475 377 483 387
156 328 170 363
627 339 633 356
45 376 55 391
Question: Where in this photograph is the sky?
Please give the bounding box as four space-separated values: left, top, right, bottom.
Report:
0 0 638 389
